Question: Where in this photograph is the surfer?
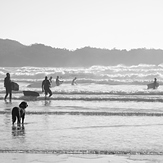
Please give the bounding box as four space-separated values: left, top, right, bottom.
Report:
71 77 77 85
4 73 12 101
49 76 53 87
153 78 157 89
56 76 63 86
42 76 52 97
147 78 159 89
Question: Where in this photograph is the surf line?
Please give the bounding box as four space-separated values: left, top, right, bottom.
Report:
0 149 163 155
1 111 163 116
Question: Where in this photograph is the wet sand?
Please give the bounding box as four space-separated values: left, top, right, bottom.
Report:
1 153 163 163
1 100 163 162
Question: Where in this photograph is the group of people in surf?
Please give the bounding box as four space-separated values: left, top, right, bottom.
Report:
4 73 78 100
42 76 77 98
4 72 158 100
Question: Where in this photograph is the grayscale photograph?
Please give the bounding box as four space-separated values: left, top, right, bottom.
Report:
0 0 163 162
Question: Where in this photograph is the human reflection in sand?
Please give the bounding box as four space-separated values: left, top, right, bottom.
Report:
44 99 51 106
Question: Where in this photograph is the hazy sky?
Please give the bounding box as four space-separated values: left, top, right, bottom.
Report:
1 0 163 50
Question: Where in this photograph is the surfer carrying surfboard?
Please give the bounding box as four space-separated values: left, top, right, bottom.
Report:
147 78 159 89
4 73 12 101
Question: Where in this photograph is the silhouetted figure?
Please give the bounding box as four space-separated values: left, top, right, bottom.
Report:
42 76 52 97
71 77 77 85
56 76 63 86
49 76 53 87
4 73 12 101
12 101 28 126
153 78 157 89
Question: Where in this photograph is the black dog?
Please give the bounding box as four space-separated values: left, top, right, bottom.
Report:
12 101 28 126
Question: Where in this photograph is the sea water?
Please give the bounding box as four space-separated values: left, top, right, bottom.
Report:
0 65 163 155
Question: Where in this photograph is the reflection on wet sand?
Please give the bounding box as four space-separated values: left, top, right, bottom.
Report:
12 126 25 137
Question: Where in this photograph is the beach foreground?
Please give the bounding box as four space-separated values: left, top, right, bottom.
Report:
1 153 163 163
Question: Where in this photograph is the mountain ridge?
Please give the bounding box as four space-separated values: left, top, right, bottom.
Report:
0 38 163 67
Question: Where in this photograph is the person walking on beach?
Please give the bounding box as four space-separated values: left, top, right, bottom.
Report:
42 76 52 97
56 76 63 86
71 77 77 85
4 73 12 101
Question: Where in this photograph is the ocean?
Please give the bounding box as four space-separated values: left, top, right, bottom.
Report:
0 65 163 155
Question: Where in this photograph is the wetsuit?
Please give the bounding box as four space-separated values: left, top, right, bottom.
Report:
42 79 52 97
4 76 12 100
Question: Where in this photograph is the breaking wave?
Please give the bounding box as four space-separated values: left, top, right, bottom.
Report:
0 65 163 85
0 94 163 102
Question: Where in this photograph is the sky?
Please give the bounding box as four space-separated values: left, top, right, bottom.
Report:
1 0 163 50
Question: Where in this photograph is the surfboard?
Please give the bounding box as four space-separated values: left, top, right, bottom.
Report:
11 82 19 91
23 91 40 97
147 82 159 89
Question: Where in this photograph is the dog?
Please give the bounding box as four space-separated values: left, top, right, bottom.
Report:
12 101 28 126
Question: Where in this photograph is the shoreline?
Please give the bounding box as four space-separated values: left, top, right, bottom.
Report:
1 149 163 155
1 152 163 163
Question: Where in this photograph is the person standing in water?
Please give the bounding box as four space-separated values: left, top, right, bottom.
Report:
153 78 158 89
49 76 53 87
71 77 77 85
56 76 63 86
4 73 12 101
42 76 52 97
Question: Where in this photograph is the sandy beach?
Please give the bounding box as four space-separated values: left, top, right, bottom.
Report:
1 152 163 163
1 100 163 163
1 66 163 163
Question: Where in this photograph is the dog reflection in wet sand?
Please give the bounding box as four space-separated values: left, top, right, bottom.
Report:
12 101 28 129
